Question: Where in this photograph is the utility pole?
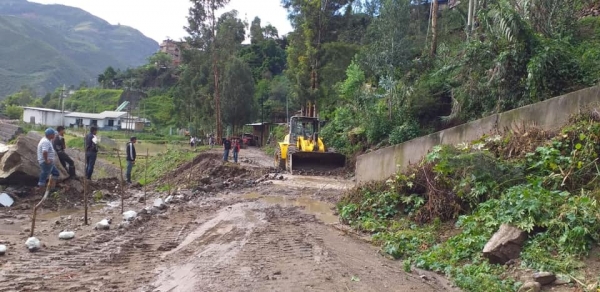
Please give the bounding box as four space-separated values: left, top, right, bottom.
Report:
261 97 264 147
60 84 66 126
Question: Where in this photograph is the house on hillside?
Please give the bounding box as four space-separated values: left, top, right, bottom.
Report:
121 116 150 132
159 39 187 66
22 107 65 127
22 106 148 131
64 111 128 130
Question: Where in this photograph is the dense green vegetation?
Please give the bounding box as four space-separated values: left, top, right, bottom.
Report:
338 114 600 290
3 0 600 154
0 0 157 97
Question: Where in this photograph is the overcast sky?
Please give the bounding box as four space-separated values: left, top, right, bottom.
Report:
30 0 293 43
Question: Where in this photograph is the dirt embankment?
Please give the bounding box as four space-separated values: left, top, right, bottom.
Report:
0 148 454 292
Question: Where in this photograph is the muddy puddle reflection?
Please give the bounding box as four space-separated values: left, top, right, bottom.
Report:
242 193 338 224
37 205 104 221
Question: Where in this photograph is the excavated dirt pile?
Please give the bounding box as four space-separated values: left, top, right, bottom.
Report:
153 152 269 191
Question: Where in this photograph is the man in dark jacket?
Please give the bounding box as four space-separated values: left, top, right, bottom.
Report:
53 126 76 178
85 126 98 180
126 136 137 184
223 137 231 162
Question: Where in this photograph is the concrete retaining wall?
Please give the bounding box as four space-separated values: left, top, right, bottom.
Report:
356 86 600 183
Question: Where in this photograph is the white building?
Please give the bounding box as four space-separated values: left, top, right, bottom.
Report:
22 107 140 131
22 107 64 127
64 111 128 130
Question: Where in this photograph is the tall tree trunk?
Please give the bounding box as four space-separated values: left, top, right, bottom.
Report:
430 0 439 57
210 4 222 143
214 59 221 141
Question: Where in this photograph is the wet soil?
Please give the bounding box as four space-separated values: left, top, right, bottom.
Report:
0 147 454 292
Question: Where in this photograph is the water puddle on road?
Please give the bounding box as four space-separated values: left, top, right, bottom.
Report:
37 205 104 220
242 193 339 224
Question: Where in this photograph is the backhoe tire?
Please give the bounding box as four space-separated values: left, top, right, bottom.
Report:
275 148 286 171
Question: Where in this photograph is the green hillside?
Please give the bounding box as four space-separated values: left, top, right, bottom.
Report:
0 0 158 98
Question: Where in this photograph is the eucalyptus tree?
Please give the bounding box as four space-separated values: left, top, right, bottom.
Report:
185 0 231 140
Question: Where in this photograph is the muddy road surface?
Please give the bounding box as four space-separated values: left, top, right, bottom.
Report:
0 148 455 292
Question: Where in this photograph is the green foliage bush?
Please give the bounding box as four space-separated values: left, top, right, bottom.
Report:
4 105 23 119
338 116 600 291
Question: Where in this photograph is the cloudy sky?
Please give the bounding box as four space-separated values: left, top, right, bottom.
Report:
30 0 293 42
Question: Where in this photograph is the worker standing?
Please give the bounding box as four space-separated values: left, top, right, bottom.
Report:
233 138 240 163
126 136 137 185
37 128 59 191
85 126 99 180
53 126 76 178
223 137 231 162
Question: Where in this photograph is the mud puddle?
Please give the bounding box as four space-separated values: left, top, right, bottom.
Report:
242 193 338 224
270 174 352 190
37 205 105 220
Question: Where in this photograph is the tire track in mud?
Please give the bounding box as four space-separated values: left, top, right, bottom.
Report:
0 211 199 292
151 202 443 292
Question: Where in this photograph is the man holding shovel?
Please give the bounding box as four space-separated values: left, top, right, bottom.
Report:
37 128 60 191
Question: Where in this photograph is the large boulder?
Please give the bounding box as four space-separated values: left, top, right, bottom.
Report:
0 132 81 185
483 224 527 264
0 132 47 185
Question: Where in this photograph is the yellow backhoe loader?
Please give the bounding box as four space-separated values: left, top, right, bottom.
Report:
275 102 346 173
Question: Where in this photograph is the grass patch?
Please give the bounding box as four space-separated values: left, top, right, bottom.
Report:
98 130 187 142
338 114 600 291
109 146 208 186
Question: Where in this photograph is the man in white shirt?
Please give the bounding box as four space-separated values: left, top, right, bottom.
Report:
37 128 60 191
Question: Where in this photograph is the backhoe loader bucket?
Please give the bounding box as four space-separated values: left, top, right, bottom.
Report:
289 151 346 173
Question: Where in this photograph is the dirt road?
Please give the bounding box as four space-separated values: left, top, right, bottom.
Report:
0 148 455 292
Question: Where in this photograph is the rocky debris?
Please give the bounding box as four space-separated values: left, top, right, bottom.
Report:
123 210 137 221
532 272 556 285
118 221 130 229
199 176 211 184
0 244 6 255
95 219 111 230
483 224 527 264
0 192 14 207
58 231 75 240
4 219 14 225
25 237 41 252
153 198 166 210
165 195 174 204
518 281 541 292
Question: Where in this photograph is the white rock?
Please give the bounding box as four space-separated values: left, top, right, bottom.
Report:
165 195 174 204
0 244 6 255
0 193 14 207
95 219 110 230
58 231 75 240
25 237 40 251
153 198 166 210
123 210 137 221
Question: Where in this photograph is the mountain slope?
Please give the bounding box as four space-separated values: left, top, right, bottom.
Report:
0 0 158 98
